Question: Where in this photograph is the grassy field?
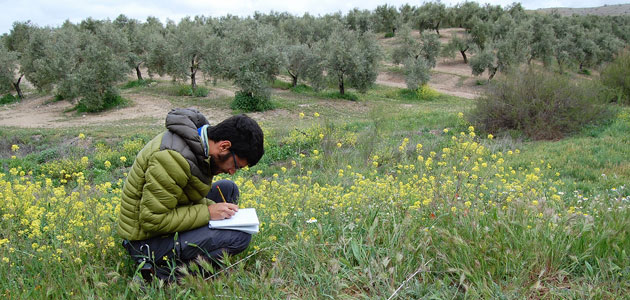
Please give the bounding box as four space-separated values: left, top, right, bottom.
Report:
1 79 629 299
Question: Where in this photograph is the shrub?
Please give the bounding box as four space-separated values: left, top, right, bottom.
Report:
76 91 128 113
600 51 630 104
176 85 194 96
193 86 209 97
324 92 359 101
384 32 395 38
403 57 431 90
121 79 156 89
52 94 65 102
397 85 440 101
174 85 209 97
0 94 18 105
231 91 274 112
290 84 313 94
469 69 613 140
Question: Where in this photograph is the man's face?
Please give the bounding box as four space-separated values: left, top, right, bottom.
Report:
209 152 247 175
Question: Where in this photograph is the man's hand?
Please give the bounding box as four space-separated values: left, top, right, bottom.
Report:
208 203 239 220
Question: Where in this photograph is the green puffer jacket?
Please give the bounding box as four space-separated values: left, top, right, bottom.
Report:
117 108 214 241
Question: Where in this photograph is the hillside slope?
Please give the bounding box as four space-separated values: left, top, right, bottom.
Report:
535 3 630 16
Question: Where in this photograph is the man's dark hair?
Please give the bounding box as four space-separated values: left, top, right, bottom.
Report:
207 114 264 166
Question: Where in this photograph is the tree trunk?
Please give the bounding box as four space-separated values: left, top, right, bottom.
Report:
460 49 468 64
288 70 298 87
488 67 498 81
190 56 197 91
579 62 584 70
435 21 441 36
338 74 345 95
13 74 24 99
191 71 197 91
135 63 143 80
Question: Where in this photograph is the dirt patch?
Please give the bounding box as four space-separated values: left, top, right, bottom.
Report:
376 67 483 100
0 96 74 128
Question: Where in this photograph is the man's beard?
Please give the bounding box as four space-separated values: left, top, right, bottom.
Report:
209 153 231 175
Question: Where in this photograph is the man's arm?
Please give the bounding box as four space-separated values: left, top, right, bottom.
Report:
139 150 211 234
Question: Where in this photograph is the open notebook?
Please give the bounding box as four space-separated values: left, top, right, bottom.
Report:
208 208 259 234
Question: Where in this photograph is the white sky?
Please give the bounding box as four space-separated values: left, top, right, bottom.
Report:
1 0 628 35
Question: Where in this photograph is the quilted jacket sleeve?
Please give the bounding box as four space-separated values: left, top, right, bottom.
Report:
139 150 211 234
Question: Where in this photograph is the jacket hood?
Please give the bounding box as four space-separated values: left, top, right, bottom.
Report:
165 108 209 158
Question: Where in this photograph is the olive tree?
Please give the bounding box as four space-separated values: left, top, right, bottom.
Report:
33 20 129 111
161 17 219 91
415 2 447 35
74 21 129 111
114 14 150 80
442 31 473 64
279 15 327 89
528 15 556 67
398 4 417 25
0 42 21 98
220 20 284 109
3 21 38 98
323 27 381 95
452 1 483 29
345 8 373 34
283 44 323 88
392 26 440 68
372 4 399 36
470 22 531 81
392 26 440 89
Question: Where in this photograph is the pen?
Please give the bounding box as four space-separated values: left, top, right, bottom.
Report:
216 185 227 203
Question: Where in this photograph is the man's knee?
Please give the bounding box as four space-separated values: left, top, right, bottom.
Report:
209 180 240 204
229 231 251 254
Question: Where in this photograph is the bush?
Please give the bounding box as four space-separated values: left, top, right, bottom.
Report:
290 84 313 94
174 85 209 97
324 92 359 101
469 69 613 140
231 91 274 112
398 85 441 101
76 91 128 113
176 85 194 96
0 94 18 105
600 51 630 104
403 57 431 90
384 32 395 38
193 86 209 97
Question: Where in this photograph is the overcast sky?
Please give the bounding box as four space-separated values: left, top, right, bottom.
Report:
1 0 628 35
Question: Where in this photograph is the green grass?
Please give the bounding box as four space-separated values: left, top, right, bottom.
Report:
0 94 19 105
0 79 629 299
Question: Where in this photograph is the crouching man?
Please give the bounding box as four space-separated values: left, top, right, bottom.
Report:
116 108 264 282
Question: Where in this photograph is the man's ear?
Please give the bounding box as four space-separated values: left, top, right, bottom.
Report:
218 140 232 153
